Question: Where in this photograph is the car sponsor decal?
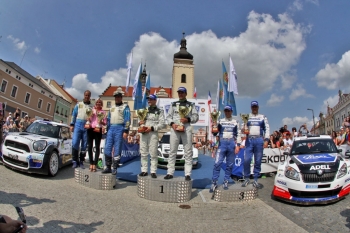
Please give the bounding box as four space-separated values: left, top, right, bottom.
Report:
345 178 350 183
309 165 331 170
294 153 337 164
277 180 287 186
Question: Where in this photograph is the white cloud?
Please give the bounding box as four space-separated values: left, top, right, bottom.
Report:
65 11 308 99
34 47 41 54
321 94 339 113
315 50 350 90
280 69 297 90
267 93 285 106
7 35 28 52
289 84 314 100
282 116 316 129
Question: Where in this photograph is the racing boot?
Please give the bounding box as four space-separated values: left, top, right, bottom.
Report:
241 179 250 187
79 152 86 169
252 180 262 189
223 180 229 190
112 155 120 175
101 156 112 174
72 148 79 168
209 181 217 193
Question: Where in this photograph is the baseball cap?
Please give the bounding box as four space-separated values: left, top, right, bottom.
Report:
147 94 157 100
177 87 187 93
251 101 259 107
25 115 29 118
224 105 233 111
340 126 344 130
9 112 12 115
113 91 123 97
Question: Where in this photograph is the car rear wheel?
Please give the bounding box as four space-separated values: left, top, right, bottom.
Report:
48 151 59 176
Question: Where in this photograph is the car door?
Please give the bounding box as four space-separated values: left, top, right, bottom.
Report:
59 126 72 164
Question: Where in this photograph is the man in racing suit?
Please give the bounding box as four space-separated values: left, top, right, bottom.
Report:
165 87 199 181
242 101 270 189
70 90 94 168
102 91 130 175
138 94 166 178
210 105 241 192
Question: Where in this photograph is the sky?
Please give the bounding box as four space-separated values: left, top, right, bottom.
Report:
1 0 350 132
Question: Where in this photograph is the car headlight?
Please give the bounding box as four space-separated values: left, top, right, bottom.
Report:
285 166 300 181
33 140 47 151
337 163 347 179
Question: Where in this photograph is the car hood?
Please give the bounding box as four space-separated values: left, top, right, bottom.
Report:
5 132 52 143
291 153 340 173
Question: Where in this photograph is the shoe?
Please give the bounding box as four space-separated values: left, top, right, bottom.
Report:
89 165 93 172
72 161 78 169
209 181 217 193
241 179 250 187
112 168 117 175
151 173 157 178
92 165 96 172
252 180 262 189
223 180 229 190
185 175 191 181
101 167 112 174
80 161 85 169
164 174 173 180
139 172 148 177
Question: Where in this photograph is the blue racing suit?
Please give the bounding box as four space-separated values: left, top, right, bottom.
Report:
243 113 270 180
212 117 241 182
70 101 94 163
104 103 130 160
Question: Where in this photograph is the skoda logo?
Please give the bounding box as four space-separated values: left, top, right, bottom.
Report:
316 169 324 176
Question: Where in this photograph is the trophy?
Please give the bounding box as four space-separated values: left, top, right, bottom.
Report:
136 108 148 133
84 107 93 129
94 111 106 133
176 103 192 132
240 113 250 134
210 109 221 133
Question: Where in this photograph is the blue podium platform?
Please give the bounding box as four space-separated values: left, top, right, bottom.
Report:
117 155 231 189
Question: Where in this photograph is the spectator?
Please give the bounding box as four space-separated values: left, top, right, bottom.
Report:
299 123 309 136
5 112 12 126
291 127 298 137
276 135 284 149
267 134 276 148
342 117 350 128
239 134 246 149
339 127 347 144
14 116 20 129
19 115 30 132
332 131 339 146
283 132 293 149
13 108 21 121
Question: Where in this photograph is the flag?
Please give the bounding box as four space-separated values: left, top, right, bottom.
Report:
133 63 143 110
208 91 212 105
216 79 225 116
141 73 151 108
132 63 142 100
208 91 213 142
170 85 172 98
222 61 237 115
193 86 197 99
229 56 238 95
154 89 157 95
125 51 133 93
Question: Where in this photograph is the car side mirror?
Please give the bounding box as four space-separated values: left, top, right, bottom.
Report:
283 152 289 156
345 151 350 159
337 149 343 153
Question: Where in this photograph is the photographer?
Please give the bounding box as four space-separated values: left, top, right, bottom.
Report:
0 215 27 233
299 123 309 136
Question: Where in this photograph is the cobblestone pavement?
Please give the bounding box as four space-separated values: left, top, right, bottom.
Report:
0 163 349 232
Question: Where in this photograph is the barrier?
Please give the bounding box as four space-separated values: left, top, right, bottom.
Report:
75 168 116 190
137 175 192 203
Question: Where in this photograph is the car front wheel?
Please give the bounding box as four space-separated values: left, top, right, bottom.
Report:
48 151 59 176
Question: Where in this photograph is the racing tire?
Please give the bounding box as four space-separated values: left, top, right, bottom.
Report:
48 151 59 177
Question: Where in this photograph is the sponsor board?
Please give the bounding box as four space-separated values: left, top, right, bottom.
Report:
310 165 330 170
277 180 287 186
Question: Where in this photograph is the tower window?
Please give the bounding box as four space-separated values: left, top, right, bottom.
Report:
181 74 186 83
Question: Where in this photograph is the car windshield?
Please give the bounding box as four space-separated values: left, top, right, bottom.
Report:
160 135 183 144
290 138 338 155
25 122 60 138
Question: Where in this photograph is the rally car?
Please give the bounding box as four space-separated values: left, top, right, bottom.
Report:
157 132 199 169
272 135 350 205
1 120 73 176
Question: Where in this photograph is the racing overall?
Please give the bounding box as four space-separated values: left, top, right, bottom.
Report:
104 103 130 174
243 113 270 180
71 101 94 164
166 100 198 176
212 117 241 182
140 106 166 173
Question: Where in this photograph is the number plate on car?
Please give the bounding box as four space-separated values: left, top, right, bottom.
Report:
8 153 19 160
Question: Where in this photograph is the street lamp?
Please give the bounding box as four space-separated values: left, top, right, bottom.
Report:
307 108 316 135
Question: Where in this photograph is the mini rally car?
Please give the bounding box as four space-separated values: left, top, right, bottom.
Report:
1 120 73 176
157 132 198 169
272 135 350 205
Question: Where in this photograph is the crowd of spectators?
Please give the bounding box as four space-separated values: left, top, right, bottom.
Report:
2 108 36 134
332 117 350 146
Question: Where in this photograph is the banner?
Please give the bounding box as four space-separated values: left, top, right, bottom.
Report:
157 98 209 126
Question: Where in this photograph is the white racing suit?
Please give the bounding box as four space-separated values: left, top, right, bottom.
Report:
140 106 166 173
104 103 130 174
243 113 270 180
71 101 94 164
166 100 199 176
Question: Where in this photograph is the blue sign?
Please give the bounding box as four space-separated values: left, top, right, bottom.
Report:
120 141 140 164
220 148 245 178
295 153 337 164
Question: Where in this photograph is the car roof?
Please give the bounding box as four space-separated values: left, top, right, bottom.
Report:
34 120 70 127
293 135 331 141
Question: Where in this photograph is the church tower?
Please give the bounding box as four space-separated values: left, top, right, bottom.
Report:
172 32 194 98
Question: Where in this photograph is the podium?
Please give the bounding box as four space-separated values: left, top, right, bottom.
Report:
137 175 192 203
75 168 116 190
212 183 258 202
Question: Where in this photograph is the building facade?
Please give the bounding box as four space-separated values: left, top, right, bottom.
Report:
0 59 56 120
332 90 350 132
324 105 334 135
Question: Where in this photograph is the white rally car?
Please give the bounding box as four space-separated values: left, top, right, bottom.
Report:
272 135 350 205
1 120 73 176
157 132 199 169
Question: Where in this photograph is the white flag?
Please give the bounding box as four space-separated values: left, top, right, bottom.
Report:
132 63 142 100
229 56 238 95
125 52 133 93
